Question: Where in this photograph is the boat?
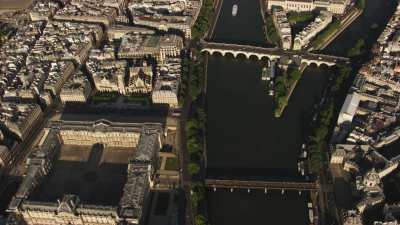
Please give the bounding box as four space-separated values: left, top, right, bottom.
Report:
261 60 276 81
266 80 274 95
299 161 305 176
308 203 314 223
299 150 307 159
269 90 274 96
262 67 268 81
232 4 238 16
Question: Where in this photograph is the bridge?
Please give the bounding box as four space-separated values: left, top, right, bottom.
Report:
205 179 319 192
200 41 350 67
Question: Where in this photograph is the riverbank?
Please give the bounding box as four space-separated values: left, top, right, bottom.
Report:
309 7 363 51
181 48 209 225
260 0 279 47
264 13 280 47
192 0 215 40
274 64 306 118
206 0 223 40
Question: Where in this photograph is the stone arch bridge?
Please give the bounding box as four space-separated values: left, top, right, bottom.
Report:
200 41 349 67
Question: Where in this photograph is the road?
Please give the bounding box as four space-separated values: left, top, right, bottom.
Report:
178 48 195 225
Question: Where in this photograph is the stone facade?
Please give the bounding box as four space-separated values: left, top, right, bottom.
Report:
267 0 351 14
7 119 163 225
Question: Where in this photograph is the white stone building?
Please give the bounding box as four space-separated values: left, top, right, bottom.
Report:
60 71 93 103
337 93 360 125
272 9 292 50
267 0 351 14
293 11 333 50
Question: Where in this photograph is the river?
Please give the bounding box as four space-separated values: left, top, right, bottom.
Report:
205 0 398 224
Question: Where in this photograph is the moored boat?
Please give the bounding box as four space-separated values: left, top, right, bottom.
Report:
232 4 238 16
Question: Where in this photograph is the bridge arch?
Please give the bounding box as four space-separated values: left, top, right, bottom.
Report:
260 55 271 62
200 41 347 67
201 49 224 57
301 59 336 68
224 51 236 58
235 52 248 59
249 54 261 61
320 62 336 67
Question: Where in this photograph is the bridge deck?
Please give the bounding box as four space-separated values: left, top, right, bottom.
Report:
200 41 349 64
205 179 319 191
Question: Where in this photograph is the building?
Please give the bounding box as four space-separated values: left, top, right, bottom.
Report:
88 59 127 94
159 35 184 59
337 93 360 125
132 16 192 38
43 61 76 96
60 70 93 103
151 57 182 108
107 25 155 40
54 0 122 26
0 20 103 104
0 103 43 140
343 210 362 225
267 0 351 14
272 9 292 50
152 79 179 108
128 0 201 38
118 34 183 62
7 119 163 225
330 5 400 224
293 11 333 50
125 66 154 94
30 0 60 21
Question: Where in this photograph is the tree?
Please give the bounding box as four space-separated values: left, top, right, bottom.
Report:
347 39 365 57
275 83 286 97
186 119 199 132
197 107 207 125
355 0 365 9
190 85 201 100
277 96 287 108
290 69 301 81
188 163 200 175
187 138 201 154
194 215 208 225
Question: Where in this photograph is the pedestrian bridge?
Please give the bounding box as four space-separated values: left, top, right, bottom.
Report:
205 179 319 192
200 41 350 67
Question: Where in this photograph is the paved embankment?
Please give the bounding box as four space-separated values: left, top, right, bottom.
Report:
309 8 363 51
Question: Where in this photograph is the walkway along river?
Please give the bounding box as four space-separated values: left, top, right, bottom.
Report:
204 0 398 225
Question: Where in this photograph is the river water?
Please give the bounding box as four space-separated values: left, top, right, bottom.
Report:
205 0 398 224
